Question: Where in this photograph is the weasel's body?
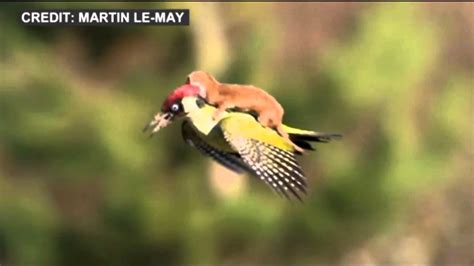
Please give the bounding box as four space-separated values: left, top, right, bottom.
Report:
187 71 303 153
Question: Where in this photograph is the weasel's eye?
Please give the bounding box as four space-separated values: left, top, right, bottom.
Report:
170 103 180 113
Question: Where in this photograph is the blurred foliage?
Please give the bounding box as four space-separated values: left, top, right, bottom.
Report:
0 2 472 265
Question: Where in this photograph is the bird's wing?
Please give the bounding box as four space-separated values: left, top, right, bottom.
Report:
221 118 308 201
181 121 254 175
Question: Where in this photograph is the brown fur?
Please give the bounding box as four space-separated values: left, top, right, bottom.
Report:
187 71 304 153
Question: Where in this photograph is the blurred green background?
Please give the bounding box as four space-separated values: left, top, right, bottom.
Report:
0 2 472 265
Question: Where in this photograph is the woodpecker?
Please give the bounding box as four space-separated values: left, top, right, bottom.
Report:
144 84 341 201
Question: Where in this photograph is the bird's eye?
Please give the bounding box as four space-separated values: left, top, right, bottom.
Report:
170 103 180 113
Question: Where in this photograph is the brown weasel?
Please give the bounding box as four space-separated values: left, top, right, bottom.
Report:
186 70 304 153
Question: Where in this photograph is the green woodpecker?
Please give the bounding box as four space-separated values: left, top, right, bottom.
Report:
144 84 341 201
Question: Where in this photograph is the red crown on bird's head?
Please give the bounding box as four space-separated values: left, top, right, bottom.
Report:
162 84 200 112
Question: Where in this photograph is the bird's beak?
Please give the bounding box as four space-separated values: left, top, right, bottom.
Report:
143 112 173 137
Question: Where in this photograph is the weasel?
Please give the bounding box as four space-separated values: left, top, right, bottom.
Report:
186 70 304 153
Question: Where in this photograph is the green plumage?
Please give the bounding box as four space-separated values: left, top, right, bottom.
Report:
179 96 341 201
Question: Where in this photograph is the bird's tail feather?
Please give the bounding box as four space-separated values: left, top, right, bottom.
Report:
283 125 342 151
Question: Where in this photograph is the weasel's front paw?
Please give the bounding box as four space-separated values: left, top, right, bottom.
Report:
212 111 221 121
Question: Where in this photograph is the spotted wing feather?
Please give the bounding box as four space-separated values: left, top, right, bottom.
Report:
223 133 308 201
181 121 254 174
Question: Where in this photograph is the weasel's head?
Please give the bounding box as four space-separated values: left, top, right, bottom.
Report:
186 70 220 98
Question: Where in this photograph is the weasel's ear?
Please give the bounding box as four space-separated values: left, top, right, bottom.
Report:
189 81 207 98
